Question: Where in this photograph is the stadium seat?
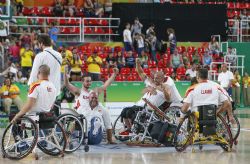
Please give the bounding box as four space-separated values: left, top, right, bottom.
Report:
37 18 44 25
104 28 113 34
71 27 80 34
232 10 240 18
99 19 109 26
93 46 103 53
103 46 112 53
187 46 195 53
88 19 98 26
115 75 126 81
31 7 41 16
176 67 186 76
148 60 157 68
158 60 165 68
143 68 150 76
227 2 235 9
120 68 131 75
164 67 174 76
94 27 104 34
127 75 137 81
22 7 31 16
198 47 205 54
114 46 122 52
99 53 108 59
41 7 52 16
235 2 245 9
131 68 138 76
227 10 233 18
101 68 108 75
61 27 71 34
84 27 92 34
246 3 250 9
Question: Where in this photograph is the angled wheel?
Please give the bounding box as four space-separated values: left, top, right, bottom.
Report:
37 120 67 156
216 114 233 151
57 114 84 153
1 116 38 160
173 113 197 152
228 114 240 144
165 106 181 125
113 115 129 142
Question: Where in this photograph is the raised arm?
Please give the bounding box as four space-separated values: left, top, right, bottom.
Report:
96 68 119 95
64 65 81 96
135 58 147 81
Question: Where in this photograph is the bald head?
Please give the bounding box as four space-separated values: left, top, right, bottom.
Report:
154 71 165 86
221 63 228 72
38 65 50 78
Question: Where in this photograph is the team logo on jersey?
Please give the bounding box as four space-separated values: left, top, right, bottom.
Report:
83 95 89 99
47 87 52 92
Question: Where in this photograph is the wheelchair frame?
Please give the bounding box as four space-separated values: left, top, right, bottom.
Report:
1 114 67 160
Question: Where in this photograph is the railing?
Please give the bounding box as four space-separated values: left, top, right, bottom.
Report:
9 16 120 42
228 19 250 42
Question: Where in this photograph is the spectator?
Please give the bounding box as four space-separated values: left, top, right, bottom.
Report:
15 0 24 14
19 30 31 47
0 19 8 42
61 51 70 82
134 33 144 58
123 23 132 52
14 70 27 84
146 24 155 37
20 44 34 78
146 32 157 62
60 45 73 61
116 51 125 70
202 50 213 66
70 51 82 81
141 52 148 68
232 70 241 107
0 78 23 113
192 50 201 65
131 17 143 39
225 46 237 68
87 52 102 81
53 0 64 16
243 72 250 106
218 63 234 96
182 52 189 67
48 22 59 46
170 48 183 69
125 51 135 68
232 15 239 37
208 36 220 54
167 28 177 55
8 41 20 64
240 9 249 36
84 0 104 17
63 1 76 17
185 63 197 80
106 53 117 69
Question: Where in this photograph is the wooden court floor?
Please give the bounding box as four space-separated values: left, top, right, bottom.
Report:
0 109 250 164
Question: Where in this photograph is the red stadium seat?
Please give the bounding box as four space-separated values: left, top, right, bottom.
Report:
227 2 235 9
176 67 186 76
246 3 250 9
99 53 108 59
103 46 112 53
227 10 233 18
104 28 113 34
158 60 165 68
84 27 92 34
93 46 103 53
127 75 137 81
114 46 122 52
235 2 245 9
164 67 174 76
131 68 138 76
101 68 108 75
115 75 126 81
232 10 240 18
99 19 109 26
88 19 98 26
197 47 205 54
59 19 67 25
148 60 157 68
37 18 44 25
187 46 195 53
41 7 52 16
71 27 80 34
22 7 31 16
143 68 150 76
120 68 131 75
61 27 71 34
94 27 104 34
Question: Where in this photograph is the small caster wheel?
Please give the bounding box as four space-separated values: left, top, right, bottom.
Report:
84 145 89 152
234 140 238 145
35 154 39 160
199 145 203 151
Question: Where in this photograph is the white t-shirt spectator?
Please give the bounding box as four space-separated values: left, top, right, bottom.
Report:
28 47 62 96
218 70 234 88
185 69 197 78
137 36 144 48
123 29 132 43
0 20 7 36
28 80 57 113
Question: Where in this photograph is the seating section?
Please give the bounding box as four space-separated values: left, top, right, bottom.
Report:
68 45 220 82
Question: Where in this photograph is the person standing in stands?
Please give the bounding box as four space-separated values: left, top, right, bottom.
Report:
87 51 102 81
28 35 62 96
131 17 143 40
167 28 177 55
48 22 59 47
123 23 132 52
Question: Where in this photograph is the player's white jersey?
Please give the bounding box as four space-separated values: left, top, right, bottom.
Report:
164 77 183 103
74 89 92 114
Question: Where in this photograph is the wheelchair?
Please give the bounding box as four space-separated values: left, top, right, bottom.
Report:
52 101 89 153
113 98 180 145
173 105 233 152
1 112 67 160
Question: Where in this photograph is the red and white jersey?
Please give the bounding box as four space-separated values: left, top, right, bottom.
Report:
164 77 183 103
74 89 92 114
184 81 228 109
28 80 57 113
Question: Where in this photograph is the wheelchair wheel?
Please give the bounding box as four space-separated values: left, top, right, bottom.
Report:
57 114 84 153
228 114 240 144
1 116 38 160
173 113 197 152
165 106 181 125
216 114 233 151
37 120 67 156
113 115 129 142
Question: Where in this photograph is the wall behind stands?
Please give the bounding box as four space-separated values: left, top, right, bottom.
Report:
112 3 228 42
